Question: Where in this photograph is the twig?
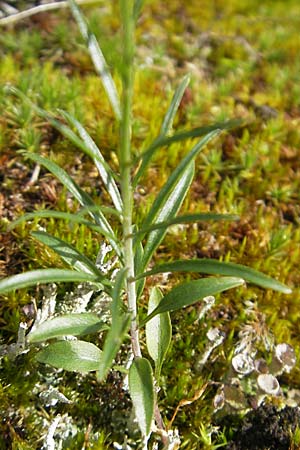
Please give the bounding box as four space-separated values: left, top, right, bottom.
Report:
0 0 101 26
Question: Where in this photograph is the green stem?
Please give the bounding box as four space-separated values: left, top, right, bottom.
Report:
119 0 141 358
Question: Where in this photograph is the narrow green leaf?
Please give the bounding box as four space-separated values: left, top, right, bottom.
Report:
136 259 291 294
32 230 103 277
135 240 145 300
0 269 100 294
141 130 220 231
141 161 194 270
133 0 144 22
142 277 245 325
36 340 102 372
28 313 106 343
134 213 239 237
69 0 121 120
6 87 120 186
24 152 121 257
129 357 155 438
8 210 117 238
160 74 190 136
146 287 171 379
98 269 130 381
59 110 122 213
133 119 241 186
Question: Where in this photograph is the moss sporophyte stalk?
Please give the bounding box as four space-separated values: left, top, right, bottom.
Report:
0 1 294 449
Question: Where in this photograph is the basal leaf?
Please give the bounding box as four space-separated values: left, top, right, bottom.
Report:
146 287 171 379
129 357 154 438
69 0 121 120
136 259 291 294
36 340 102 372
28 313 107 343
142 277 245 324
0 269 101 294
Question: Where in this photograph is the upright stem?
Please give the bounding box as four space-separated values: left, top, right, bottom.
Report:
119 0 141 358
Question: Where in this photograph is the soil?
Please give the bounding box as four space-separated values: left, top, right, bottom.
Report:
225 404 300 450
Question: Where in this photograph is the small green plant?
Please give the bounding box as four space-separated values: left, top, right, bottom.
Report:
0 1 292 448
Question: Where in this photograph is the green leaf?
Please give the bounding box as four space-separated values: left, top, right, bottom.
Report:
141 161 194 270
133 0 144 22
134 213 239 237
160 74 190 136
28 313 107 343
0 269 101 294
135 239 145 300
8 210 117 237
136 259 292 294
129 357 154 438
98 269 131 381
146 287 171 379
58 110 122 213
141 130 220 232
133 119 241 186
142 277 245 325
36 340 102 372
24 152 121 257
68 0 121 120
31 231 107 282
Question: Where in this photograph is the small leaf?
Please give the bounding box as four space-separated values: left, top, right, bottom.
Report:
68 0 121 120
98 269 130 381
142 277 244 325
135 240 145 300
28 313 106 343
146 287 171 379
133 119 241 186
136 259 291 294
160 74 190 136
129 357 154 438
32 231 104 277
0 269 100 294
36 340 102 372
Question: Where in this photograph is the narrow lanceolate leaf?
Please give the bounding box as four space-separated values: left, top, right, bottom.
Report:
146 287 171 379
59 110 123 213
129 357 155 438
141 161 194 271
98 269 130 381
24 153 121 257
142 277 245 325
32 231 104 278
135 240 145 300
136 259 292 294
140 131 220 271
0 269 101 294
28 313 106 343
36 340 102 373
133 213 239 237
141 130 220 232
8 210 115 236
160 74 190 136
133 119 241 186
69 0 121 120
